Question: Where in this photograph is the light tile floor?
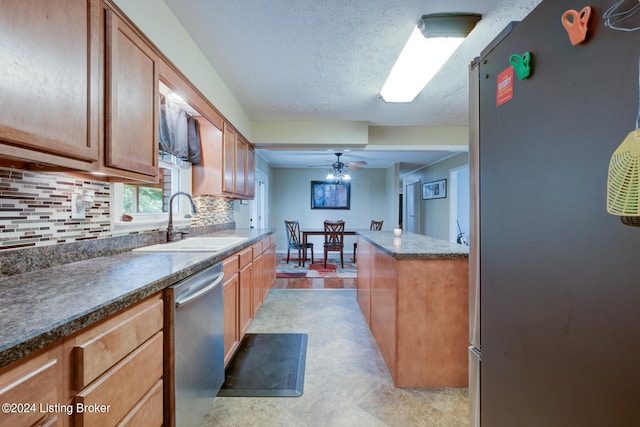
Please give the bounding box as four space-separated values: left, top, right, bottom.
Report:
203 289 469 426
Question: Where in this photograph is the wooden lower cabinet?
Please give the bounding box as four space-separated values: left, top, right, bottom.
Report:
251 241 264 317
263 237 276 299
74 332 163 426
222 255 240 366
0 293 164 427
0 236 277 426
357 239 469 388
238 248 253 338
0 344 64 427
222 236 276 365
115 380 163 427
355 238 372 325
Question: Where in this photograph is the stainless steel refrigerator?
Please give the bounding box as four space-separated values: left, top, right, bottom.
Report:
469 1 640 425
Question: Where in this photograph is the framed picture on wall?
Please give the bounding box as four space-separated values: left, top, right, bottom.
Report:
422 179 447 200
311 181 351 209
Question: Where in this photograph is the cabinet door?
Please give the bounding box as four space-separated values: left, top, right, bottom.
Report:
252 254 264 316
104 7 158 179
192 117 224 196
222 123 236 194
0 0 99 167
246 145 256 198
223 274 239 365
263 241 276 297
238 249 253 336
356 238 372 325
235 135 247 196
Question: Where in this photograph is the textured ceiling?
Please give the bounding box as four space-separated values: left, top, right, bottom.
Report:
164 0 542 172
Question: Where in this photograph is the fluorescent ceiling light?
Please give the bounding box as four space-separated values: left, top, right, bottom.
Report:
380 13 481 103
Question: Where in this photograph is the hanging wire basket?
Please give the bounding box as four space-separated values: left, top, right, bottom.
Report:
607 130 640 216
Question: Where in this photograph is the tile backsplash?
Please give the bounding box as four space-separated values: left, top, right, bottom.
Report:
0 167 234 252
0 168 111 250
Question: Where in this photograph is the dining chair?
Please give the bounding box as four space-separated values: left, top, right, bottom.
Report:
353 220 383 263
284 220 313 266
323 220 345 268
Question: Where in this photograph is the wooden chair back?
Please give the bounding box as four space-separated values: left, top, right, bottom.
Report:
323 220 345 249
370 220 383 231
284 220 302 246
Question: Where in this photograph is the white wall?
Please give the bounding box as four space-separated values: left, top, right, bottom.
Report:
385 163 400 229
271 167 389 253
402 153 469 240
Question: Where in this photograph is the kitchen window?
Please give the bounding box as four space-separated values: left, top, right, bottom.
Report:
111 153 193 233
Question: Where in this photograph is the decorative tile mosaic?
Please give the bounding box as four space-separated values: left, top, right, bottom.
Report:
0 167 235 252
192 195 234 226
0 168 111 250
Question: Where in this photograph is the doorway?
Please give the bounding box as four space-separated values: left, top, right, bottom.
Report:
404 180 421 234
449 165 469 244
250 169 268 229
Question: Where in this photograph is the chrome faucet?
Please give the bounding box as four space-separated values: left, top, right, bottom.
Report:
167 192 198 242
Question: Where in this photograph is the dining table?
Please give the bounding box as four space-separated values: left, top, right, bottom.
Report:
301 228 357 267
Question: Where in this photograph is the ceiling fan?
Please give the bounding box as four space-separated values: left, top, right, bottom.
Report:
311 152 367 182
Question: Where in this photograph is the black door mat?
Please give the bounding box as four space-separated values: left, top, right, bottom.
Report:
218 333 308 397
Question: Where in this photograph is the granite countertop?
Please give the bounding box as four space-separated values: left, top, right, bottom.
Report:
356 230 469 259
0 228 274 369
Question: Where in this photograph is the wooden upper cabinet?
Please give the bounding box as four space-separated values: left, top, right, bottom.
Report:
235 135 248 196
193 119 255 199
223 122 236 195
222 122 256 199
246 144 256 198
192 117 224 195
102 5 159 180
0 0 100 170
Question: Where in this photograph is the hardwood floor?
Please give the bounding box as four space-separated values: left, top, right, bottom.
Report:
272 276 356 289
274 253 356 289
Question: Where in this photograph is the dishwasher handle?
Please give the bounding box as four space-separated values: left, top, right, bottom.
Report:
175 271 224 309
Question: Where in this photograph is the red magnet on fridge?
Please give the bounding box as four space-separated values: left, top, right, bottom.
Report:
509 52 532 80
562 6 591 45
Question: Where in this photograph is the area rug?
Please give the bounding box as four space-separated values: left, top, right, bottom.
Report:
217 333 308 397
276 258 357 279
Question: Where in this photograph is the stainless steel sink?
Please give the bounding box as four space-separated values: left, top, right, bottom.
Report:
133 236 249 253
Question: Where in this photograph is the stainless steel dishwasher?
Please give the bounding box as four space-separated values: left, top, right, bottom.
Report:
167 263 225 427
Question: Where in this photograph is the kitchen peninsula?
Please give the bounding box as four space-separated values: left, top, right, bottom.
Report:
356 230 469 388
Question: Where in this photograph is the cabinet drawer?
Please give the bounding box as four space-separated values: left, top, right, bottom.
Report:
115 379 163 427
0 345 62 427
252 241 263 259
75 332 163 427
238 247 252 268
223 255 239 280
72 296 163 389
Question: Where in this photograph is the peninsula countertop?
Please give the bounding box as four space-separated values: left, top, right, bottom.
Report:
0 229 274 369
356 230 469 259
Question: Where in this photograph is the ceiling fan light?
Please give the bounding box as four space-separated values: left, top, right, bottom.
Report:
326 173 335 180
343 174 351 180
